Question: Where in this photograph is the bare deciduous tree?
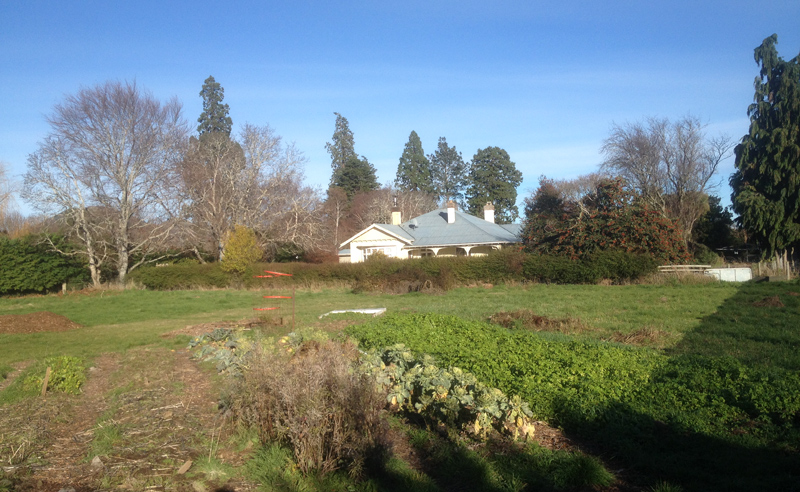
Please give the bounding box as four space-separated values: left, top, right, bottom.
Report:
0 161 14 231
601 116 733 242
24 81 189 285
350 187 437 231
179 123 322 260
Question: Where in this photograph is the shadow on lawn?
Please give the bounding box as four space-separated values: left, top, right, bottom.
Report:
560 280 800 491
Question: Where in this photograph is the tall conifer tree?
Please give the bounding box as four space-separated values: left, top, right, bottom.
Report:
465 147 523 223
395 131 434 194
197 76 233 136
731 34 800 258
429 137 468 204
325 112 357 186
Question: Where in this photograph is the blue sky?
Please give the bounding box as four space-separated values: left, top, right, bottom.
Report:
2 1 799 217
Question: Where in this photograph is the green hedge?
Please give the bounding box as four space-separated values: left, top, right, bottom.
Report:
128 249 657 290
0 236 88 295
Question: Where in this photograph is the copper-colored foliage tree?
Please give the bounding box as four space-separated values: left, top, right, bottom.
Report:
601 116 733 244
23 81 188 285
522 177 690 264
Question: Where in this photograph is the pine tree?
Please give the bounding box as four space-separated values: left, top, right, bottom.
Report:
730 34 800 259
333 155 379 200
395 131 434 194
465 147 523 223
197 76 233 136
325 112 357 186
429 137 468 204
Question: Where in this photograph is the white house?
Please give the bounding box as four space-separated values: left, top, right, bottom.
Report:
339 201 522 263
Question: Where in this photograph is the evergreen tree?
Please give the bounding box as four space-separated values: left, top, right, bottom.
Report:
730 34 800 259
333 155 379 200
694 196 742 251
395 131 434 194
197 76 233 136
325 112 357 186
465 147 523 223
429 137 468 204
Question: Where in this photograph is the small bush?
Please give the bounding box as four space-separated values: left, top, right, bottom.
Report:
227 340 388 476
221 225 263 275
23 356 86 395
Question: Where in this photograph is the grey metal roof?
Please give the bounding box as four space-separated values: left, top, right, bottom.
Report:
369 208 521 248
374 224 415 242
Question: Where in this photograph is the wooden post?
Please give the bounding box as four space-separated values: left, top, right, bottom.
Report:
292 286 296 331
41 367 52 397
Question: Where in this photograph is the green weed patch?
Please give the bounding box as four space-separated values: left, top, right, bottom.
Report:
346 312 800 491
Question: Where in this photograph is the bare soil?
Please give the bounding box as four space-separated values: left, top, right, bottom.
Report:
0 312 81 335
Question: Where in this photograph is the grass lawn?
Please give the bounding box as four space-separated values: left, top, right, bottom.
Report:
0 282 743 364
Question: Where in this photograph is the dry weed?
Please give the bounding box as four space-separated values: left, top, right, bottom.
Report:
753 295 784 307
606 327 671 346
489 310 587 334
227 339 388 476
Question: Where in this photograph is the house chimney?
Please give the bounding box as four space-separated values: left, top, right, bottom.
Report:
391 195 402 225
446 200 456 224
483 202 495 223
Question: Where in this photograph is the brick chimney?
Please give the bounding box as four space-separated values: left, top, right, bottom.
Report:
483 202 495 223
391 195 402 225
446 200 456 224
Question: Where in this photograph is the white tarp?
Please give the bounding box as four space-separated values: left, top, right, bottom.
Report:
318 308 387 319
704 268 753 282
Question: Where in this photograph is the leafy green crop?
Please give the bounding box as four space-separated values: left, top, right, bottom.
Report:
360 344 536 440
23 356 86 395
346 313 800 440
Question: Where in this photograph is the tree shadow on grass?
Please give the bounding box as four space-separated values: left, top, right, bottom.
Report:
557 280 800 491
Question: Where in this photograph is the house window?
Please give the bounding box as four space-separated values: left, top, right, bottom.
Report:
411 249 434 258
363 247 392 258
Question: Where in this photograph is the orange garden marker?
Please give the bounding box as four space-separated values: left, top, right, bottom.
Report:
254 270 295 329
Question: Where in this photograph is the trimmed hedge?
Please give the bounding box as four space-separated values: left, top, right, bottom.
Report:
0 236 88 295
128 249 658 290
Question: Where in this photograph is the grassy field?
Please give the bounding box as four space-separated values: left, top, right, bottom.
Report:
0 282 743 364
2 280 798 491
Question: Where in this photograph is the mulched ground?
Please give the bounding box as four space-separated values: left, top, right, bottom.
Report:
0 312 81 335
753 295 785 307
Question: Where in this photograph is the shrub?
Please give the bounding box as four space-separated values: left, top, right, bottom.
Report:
221 225 263 275
23 356 86 395
127 263 230 289
227 340 388 476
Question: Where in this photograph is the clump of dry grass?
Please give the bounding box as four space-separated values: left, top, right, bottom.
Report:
489 309 587 334
753 295 784 307
227 339 388 476
606 327 671 346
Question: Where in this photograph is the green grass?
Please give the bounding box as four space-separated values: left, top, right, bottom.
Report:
0 282 742 365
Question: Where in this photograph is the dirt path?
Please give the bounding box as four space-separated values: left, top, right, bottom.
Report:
1 348 259 492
